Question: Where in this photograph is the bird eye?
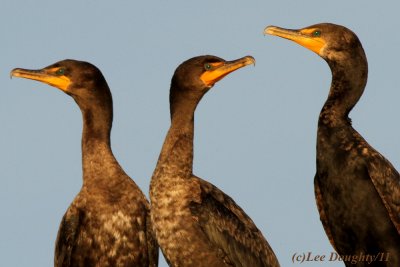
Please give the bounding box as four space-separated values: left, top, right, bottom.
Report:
312 30 321 37
204 63 212 71
56 68 65 75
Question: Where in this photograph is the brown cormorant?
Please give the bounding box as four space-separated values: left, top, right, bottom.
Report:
265 23 400 265
150 55 280 267
11 60 159 267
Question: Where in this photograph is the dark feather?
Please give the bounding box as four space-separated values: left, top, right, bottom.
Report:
314 177 337 251
190 176 279 267
367 155 400 233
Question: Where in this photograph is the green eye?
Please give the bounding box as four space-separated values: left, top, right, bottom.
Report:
312 30 321 37
204 63 212 71
56 68 65 75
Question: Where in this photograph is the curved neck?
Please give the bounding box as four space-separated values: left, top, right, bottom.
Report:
79 99 118 184
319 51 368 127
155 89 203 178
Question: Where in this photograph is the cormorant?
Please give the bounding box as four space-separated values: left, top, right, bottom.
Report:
11 60 159 267
150 55 280 267
265 23 400 265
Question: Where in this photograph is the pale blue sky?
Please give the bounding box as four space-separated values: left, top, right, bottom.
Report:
2 1 400 266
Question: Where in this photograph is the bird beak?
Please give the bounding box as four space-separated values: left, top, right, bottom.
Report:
10 68 71 92
264 25 325 55
200 56 256 87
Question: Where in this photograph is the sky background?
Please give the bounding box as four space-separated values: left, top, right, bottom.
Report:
2 1 400 266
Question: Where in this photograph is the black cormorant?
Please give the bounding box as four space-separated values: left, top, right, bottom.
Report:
265 23 400 266
11 59 159 267
150 55 280 267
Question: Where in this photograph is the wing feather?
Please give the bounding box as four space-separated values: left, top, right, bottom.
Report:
367 155 400 234
190 176 280 267
314 175 337 250
54 210 80 267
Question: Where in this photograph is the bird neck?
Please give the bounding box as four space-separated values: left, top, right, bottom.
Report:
155 97 199 179
80 104 119 185
319 53 368 127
